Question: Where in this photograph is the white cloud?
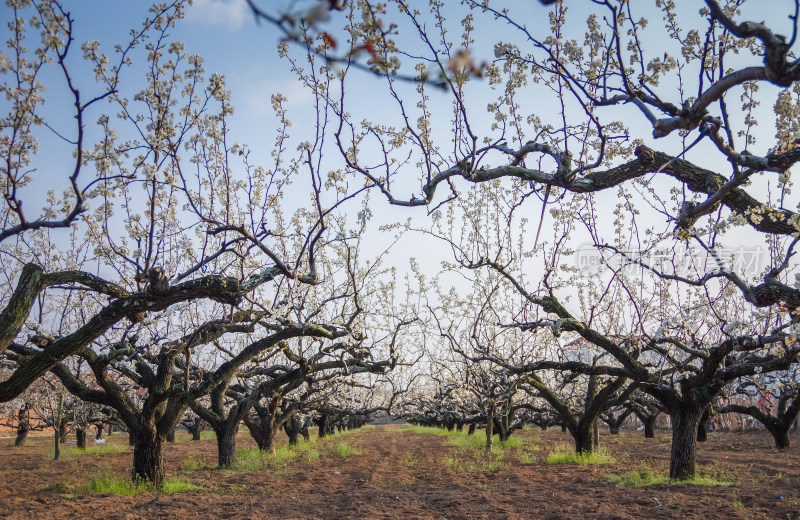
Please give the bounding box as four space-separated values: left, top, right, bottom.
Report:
185 0 249 29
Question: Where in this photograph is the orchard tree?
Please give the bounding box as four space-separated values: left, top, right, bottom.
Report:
277 0 800 480
717 368 800 448
0 0 419 489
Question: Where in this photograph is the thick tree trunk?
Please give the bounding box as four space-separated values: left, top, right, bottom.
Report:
573 427 594 454
467 423 476 435
215 424 238 468
190 421 203 440
58 422 69 443
132 429 165 487
166 428 176 443
456 422 464 431
643 415 656 438
75 427 86 449
95 424 104 440
768 425 791 449
669 408 701 480
285 415 300 446
317 414 328 439
609 424 620 435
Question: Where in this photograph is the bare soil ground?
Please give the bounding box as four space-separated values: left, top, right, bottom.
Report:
0 425 798 519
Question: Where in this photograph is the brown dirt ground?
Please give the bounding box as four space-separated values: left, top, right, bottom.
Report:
0 424 798 519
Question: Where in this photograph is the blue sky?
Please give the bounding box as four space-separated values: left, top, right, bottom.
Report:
5 0 800 292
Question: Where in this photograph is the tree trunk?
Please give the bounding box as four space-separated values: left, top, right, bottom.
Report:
669 408 701 481
53 427 60 460
317 414 328 439
132 428 164 487
75 427 86 449
59 422 69 444
54 394 64 460
215 424 238 468
643 415 656 438
190 421 203 441
95 424 104 440
456 422 464 431
697 409 710 442
467 423 476 435
285 415 300 446
166 428 176 443
573 427 593 454
768 424 791 449
14 422 29 447
485 404 495 453
609 424 620 435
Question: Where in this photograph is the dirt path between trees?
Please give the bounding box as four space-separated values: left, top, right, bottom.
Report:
0 424 798 519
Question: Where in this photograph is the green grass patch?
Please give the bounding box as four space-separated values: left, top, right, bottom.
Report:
405 425 524 448
161 477 202 493
546 445 615 465
182 456 214 473
83 473 199 495
517 450 538 464
232 444 300 471
605 470 735 488
331 441 362 458
303 448 321 461
443 450 505 472
47 443 129 460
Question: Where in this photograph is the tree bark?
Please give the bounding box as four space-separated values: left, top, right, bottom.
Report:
285 414 301 446
573 426 594 454
54 394 64 460
132 428 165 487
166 428 176 443
191 421 203 441
467 423 476 435
697 408 710 442
669 408 702 480
214 423 238 468
485 404 495 453
95 424 104 440
75 427 86 449
14 426 29 447
317 414 329 439
643 415 656 438
773 426 791 449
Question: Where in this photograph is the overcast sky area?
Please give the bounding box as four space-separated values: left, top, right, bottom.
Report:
7 0 800 294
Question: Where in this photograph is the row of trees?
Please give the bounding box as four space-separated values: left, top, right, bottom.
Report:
3 0 800 486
